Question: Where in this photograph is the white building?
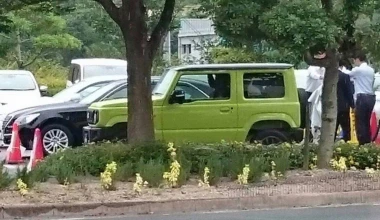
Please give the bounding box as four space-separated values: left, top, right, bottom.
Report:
165 18 216 64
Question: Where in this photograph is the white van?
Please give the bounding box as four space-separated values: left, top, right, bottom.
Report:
66 58 127 88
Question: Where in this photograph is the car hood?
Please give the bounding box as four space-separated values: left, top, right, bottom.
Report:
0 91 41 105
0 97 59 115
15 102 89 118
8 102 87 119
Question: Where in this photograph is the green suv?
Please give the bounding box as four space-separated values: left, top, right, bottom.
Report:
83 63 305 145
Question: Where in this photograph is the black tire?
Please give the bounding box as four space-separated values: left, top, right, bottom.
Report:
247 129 289 145
41 124 74 155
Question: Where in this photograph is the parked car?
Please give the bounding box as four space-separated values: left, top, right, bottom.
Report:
11 76 211 154
0 75 128 147
0 70 47 106
84 63 305 145
66 58 127 88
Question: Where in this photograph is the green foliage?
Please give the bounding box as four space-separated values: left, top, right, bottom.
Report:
247 157 266 182
259 0 340 53
209 47 257 63
114 161 134 182
16 167 36 188
203 154 223 185
136 158 165 187
0 162 13 190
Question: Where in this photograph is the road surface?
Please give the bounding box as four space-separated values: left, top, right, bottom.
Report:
48 204 380 220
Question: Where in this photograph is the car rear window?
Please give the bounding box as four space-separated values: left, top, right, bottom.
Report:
0 74 36 90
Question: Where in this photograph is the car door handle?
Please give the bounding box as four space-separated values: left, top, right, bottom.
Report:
220 107 232 113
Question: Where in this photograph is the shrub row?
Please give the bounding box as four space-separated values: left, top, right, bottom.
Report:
4 141 380 190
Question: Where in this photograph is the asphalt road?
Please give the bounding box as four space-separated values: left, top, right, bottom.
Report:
50 204 380 220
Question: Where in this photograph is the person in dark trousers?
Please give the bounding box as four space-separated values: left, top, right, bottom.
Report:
335 59 355 142
345 52 376 145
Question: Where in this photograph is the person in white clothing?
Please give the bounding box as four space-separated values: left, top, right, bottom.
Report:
344 52 375 145
306 65 325 99
308 84 323 144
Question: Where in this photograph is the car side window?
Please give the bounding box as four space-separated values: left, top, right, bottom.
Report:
175 83 208 100
175 73 231 100
243 72 285 99
104 86 127 100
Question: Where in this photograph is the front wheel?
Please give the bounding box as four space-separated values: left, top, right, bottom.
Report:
41 124 74 155
247 129 289 145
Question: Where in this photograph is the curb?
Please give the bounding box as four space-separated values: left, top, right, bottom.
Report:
2 190 380 219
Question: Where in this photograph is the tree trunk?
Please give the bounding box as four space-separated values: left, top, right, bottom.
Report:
120 12 155 144
125 47 155 143
317 50 339 169
94 0 175 144
15 28 23 69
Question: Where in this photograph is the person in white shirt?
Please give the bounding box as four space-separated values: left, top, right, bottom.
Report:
306 65 325 99
345 52 375 145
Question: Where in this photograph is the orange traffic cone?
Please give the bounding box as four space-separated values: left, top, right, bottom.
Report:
27 128 44 172
371 112 378 141
5 123 23 164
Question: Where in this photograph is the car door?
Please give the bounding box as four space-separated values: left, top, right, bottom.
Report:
160 71 238 143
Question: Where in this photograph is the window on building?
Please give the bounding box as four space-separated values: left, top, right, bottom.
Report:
243 73 285 99
181 44 192 54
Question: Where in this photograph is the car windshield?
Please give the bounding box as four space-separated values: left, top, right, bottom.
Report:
53 80 109 101
83 65 127 79
0 74 36 90
80 81 126 104
152 68 176 96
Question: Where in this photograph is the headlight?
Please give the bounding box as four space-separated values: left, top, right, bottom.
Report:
17 113 40 125
93 111 98 123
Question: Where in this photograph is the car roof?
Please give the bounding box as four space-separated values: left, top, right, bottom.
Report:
0 70 33 75
71 58 127 66
173 63 293 71
81 75 128 83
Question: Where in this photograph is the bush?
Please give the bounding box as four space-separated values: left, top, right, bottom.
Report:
114 161 134 182
32 140 380 188
16 167 36 188
136 158 165 187
0 162 13 190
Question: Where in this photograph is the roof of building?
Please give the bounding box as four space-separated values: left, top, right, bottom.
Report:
71 58 127 66
178 18 215 37
173 63 293 71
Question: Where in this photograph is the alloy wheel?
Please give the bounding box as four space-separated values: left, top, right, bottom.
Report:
43 129 69 154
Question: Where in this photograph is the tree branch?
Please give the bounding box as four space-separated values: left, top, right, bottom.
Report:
21 50 46 68
0 33 10 39
94 0 121 25
148 0 176 55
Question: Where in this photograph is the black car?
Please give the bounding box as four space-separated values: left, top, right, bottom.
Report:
9 77 211 154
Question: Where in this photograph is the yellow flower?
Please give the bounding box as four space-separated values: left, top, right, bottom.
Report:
199 167 210 187
100 161 117 190
237 164 250 185
336 148 341 153
16 179 28 196
133 173 144 194
330 157 347 172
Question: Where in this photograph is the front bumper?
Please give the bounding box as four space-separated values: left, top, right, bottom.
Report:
83 126 114 144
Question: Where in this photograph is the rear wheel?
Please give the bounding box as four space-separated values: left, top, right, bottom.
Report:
41 124 74 155
247 129 289 145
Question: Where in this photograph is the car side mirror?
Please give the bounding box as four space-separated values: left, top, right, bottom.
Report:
169 90 185 104
39 85 48 96
70 93 81 103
